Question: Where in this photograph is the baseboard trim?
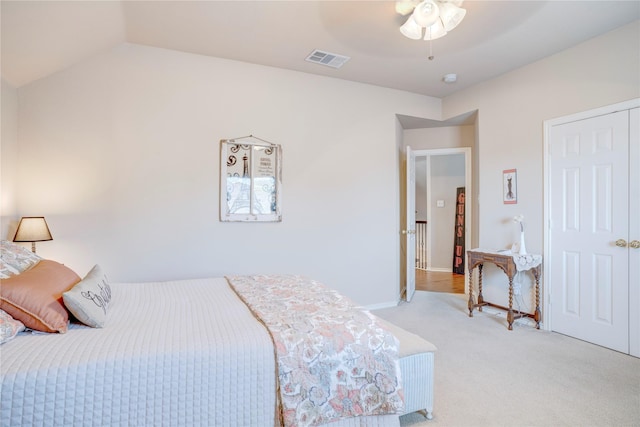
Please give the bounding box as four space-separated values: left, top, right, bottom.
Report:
365 300 400 311
427 267 452 273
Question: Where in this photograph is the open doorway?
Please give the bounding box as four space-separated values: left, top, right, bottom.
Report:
398 111 477 301
414 149 469 294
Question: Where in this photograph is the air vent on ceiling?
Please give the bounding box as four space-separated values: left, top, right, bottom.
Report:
305 49 350 69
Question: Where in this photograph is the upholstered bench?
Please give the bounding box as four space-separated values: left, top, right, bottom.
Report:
375 316 437 420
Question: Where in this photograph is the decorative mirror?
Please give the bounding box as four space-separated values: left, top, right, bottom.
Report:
220 135 282 222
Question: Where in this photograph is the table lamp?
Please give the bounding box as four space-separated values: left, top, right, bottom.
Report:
13 216 53 253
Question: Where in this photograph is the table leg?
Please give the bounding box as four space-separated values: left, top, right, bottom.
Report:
477 264 484 312
468 266 475 317
534 269 541 329
507 275 514 330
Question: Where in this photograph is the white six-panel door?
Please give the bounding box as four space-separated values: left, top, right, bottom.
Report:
405 146 416 302
548 110 630 353
629 107 640 357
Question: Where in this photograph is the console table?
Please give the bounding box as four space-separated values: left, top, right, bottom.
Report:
467 249 542 330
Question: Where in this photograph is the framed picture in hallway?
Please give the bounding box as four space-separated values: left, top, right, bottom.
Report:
503 169 517 204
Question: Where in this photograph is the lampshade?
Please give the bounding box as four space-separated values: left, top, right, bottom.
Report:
400 15 424 40
13 217 53 253
438 2 466 31
395 0 420 16
423 18 447 41
412 0 439 27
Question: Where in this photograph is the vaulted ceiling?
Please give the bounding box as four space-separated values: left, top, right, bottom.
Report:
2 1 639 98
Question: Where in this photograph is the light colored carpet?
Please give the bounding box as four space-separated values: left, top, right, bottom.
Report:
373 291 640 427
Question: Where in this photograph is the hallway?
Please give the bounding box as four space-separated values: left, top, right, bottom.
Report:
415 270 465 294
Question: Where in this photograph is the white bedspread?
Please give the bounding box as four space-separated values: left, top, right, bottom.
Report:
1 278 277 426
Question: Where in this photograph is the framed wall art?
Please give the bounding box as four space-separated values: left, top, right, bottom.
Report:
503 168 517 204
220 135 282 222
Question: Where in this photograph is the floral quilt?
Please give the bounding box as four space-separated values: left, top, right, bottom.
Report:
226 274 404 427
0 240 42 279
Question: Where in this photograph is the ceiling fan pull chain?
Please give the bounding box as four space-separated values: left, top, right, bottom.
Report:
428 30 435 60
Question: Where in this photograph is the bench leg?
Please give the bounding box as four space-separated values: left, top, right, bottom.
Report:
416 409 434 420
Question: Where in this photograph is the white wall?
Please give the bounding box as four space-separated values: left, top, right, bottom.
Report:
404 126 474 151
8 21 638 310
443 21 640 308
1 79 19 238
415 157 427 222
429 154 465 270
13 43 441 307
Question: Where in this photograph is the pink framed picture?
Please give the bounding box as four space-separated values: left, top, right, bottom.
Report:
503 169 517 204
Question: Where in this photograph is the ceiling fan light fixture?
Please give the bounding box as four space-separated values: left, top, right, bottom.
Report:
423 18 447 40
397 0 466 42
439 2 466 31
400 15 424 40
395 0 421 16
412 0 440 27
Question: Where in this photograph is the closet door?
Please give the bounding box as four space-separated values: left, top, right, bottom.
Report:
630 107 639 358
549 110 630 353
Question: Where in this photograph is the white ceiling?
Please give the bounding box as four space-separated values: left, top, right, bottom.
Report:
1 1 639 99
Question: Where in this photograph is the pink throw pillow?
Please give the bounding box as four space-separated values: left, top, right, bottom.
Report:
0 260 81 333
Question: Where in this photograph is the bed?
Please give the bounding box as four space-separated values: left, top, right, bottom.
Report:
1 245 435 426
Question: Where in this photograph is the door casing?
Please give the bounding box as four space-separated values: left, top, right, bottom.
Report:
408 147 472 295
543 98 640 338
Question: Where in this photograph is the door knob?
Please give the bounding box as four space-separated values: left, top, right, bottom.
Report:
630 240 640 249
615 239 628 247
